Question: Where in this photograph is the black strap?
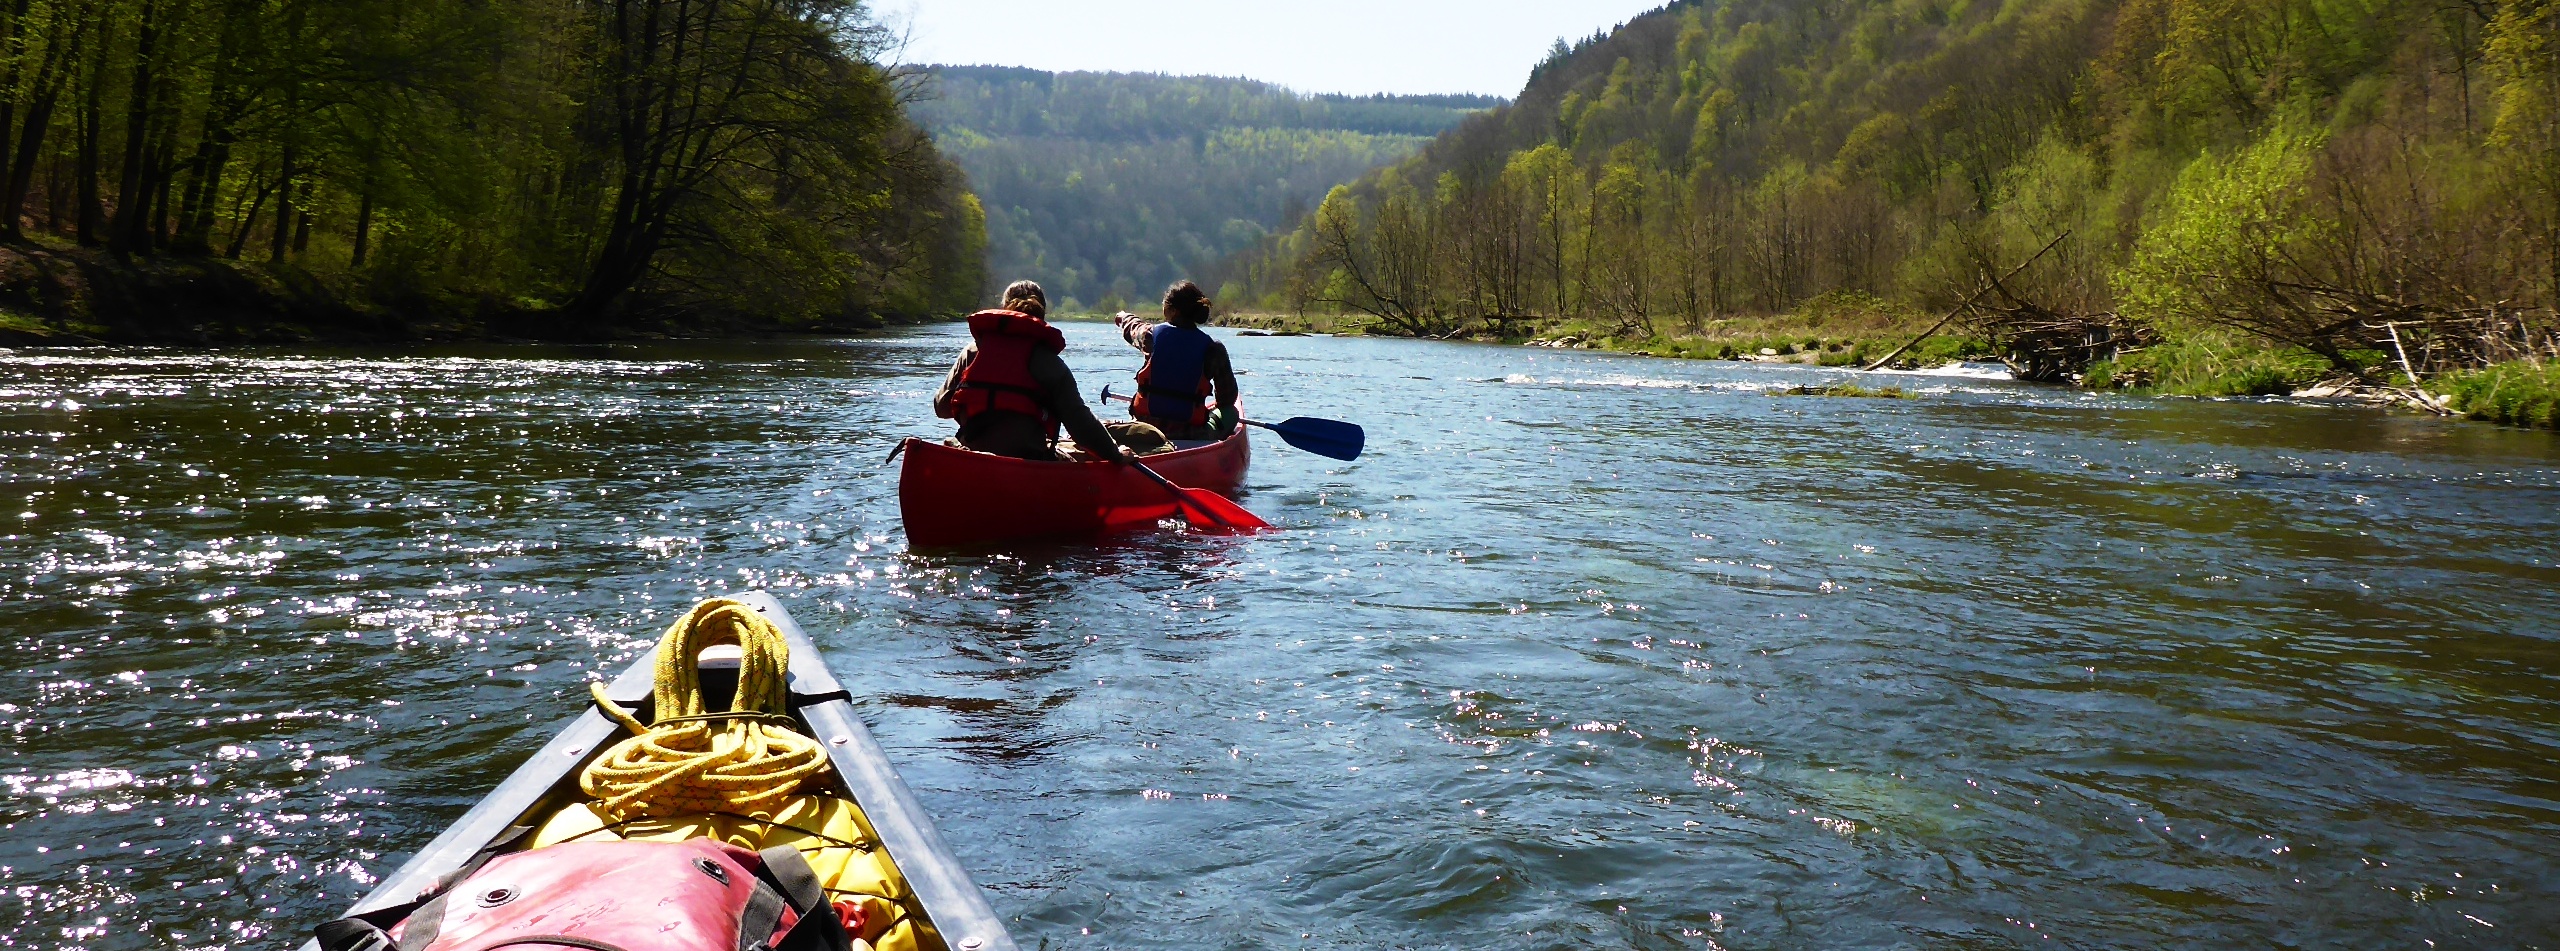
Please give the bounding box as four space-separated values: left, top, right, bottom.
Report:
314 914 402 951
735 880 790 951
757 846 828 909
788 690 852 709
753 846 851 951
313 826 533 951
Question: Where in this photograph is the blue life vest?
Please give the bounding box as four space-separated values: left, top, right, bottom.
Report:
1132 322 1213 426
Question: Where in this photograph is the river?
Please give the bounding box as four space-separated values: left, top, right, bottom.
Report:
5 323 2558 949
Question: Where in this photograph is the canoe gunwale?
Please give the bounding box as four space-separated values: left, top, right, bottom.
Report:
894 423 1248 473
296 591 1017 951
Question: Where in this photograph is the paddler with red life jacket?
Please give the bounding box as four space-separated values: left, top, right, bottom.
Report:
932 280 1129 462
1114 281 1238 443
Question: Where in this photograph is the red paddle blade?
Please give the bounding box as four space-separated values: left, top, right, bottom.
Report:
1176 487 1271 533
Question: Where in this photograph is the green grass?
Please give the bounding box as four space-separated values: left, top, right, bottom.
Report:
2082 336 2332 396
1768 382 1917 399
0 308 107 341
2430 361 2560 430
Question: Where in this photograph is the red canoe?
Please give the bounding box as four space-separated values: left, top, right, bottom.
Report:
898 428 1252 546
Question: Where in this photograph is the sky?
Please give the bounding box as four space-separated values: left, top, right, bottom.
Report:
881 0 1674 98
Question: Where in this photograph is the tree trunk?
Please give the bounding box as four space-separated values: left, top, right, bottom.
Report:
350 188 372 266
268 146 294 262
0 0 41 207
184 0 268 253
110 0 165 256
5 11 87 241
224 182 267 259
73 3 107 246
44 153 63 231
148 112 179 246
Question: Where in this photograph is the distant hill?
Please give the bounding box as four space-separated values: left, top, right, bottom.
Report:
1212 0 2559 385
911 66 1500 311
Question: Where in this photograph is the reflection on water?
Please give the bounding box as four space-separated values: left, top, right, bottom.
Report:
4 327 2558 948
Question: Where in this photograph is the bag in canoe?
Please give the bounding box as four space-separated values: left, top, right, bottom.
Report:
314 837 861 951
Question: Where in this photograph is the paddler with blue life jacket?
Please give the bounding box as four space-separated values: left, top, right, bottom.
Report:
931 280 1130 463
1114 281 1239 443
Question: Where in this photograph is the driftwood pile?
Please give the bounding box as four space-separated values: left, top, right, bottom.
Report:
1864 233 2153 383
1958 265 2156 383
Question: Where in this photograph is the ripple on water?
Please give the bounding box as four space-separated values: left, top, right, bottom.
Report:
4 330 2559 948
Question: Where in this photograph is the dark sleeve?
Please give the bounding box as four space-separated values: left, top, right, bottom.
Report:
932 344 975 419
1208 340 1238 410
1029 350 1123 460
1115 312 1153 353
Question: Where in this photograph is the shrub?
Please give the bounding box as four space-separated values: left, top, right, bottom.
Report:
2433 362 2560 429
2084 335 2328 396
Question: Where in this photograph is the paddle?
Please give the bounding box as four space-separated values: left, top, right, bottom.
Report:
1100 385 1365 461
1122 456 1270 534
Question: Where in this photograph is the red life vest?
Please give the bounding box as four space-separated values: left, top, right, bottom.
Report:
945 309 1066 441
1130 322 1213 427
314 838 857 951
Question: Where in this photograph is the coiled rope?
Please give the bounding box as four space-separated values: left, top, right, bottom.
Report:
579 598 829 823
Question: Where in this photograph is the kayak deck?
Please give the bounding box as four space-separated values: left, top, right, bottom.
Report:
301 592 1016 951
898 426 1251 547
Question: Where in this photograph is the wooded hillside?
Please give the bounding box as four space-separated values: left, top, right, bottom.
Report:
0 0 983 341
913 67 1496 312
1220 0 2559 387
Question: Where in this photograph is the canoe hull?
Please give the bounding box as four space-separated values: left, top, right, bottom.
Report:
898 428 1251 547
298 592 1017 951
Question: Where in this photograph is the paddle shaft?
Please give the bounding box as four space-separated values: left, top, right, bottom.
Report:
1100 389 1364 461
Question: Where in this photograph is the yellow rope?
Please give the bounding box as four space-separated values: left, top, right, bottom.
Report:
579 598 829 823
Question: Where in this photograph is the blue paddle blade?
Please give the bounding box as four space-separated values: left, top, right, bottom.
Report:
1267 416 1365 461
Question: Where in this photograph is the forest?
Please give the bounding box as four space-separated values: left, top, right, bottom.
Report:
1216 0 2560 417
912 66 1496 312
0 0 984 342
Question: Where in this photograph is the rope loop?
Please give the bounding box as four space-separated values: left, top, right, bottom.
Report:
579 598 829 823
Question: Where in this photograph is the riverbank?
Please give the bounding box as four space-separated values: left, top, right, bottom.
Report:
2432 361 2560 429
0 244 915 346
1223 295 1992 370
1224 305 2558 431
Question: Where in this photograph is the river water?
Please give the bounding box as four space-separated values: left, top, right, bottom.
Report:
5 323 2558 949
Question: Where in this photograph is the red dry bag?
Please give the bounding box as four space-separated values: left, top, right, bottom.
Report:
314 837 851 951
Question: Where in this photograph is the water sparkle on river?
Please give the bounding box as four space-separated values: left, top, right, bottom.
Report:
4 324 2557 948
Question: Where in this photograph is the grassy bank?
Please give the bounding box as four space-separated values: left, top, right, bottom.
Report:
2428 362 2560 430
1223 294 1992 369
1218 311 1364 335
1222 301 2557 433
2080 335 2336 397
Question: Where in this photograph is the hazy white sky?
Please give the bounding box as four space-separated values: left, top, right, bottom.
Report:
882 0 1673 97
